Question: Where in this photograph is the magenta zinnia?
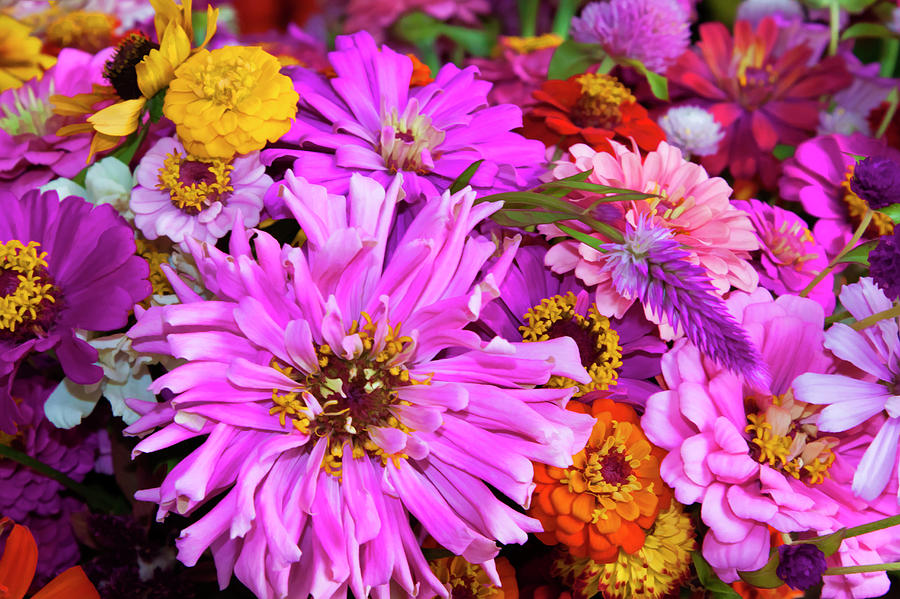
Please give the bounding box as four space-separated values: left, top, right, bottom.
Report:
125 173 594 599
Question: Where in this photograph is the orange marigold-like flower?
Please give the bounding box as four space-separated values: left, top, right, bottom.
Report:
429 556 519 599
522 73 664 154
530 396 672 563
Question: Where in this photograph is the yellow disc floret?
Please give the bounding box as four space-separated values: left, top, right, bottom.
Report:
155 150 234 213
572 73 635 130
164 46 299 159
0 241 56 333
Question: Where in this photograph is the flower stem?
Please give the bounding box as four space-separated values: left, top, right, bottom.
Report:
825 309 851 324
518 0 539 38
828 0 840 56
851 304 900 331
552 0 579 39
880 38 900 78
876 88 899 139
824 562 900 576
801 210 872 298
843 514 900 540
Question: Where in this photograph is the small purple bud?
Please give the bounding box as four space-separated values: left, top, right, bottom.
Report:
776 544 827 590
850 156 900 210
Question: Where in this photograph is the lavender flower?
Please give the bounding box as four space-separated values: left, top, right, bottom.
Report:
601 218 769 388
777 544 827 591
870 229 900 300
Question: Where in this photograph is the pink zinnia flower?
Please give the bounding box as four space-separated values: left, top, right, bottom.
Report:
0 47 110 195
667 17 851 188
734 199 835 313
779 133 900 257
125 174 594 599
132 136 272 249
543 141 758 327
642 290 841 581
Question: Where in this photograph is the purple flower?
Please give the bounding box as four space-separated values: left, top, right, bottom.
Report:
0 191 150 433
777 544 827 590
125 174 594 599
870 229 900 300
793 278 900 502
850 156 900 210
269 31 545 203
571 0 690 73
600 217 769 389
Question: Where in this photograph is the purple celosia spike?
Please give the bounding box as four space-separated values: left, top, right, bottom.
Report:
602 217 770 388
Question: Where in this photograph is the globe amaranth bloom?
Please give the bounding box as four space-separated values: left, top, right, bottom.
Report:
273 30 545 201
779 133 900 257
793 278 900 503
570 0 690 73
523 74 665 155
658 105 724 159
125 173 595 599
869 229 900 300
777 544 827 591
734 199 835 313
850 156 900 211
667 17 851 188
131 135 272 248
0 47 109 195
0 191 150 433
642 290 841 581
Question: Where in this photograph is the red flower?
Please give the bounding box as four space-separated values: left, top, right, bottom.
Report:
523 73 665 154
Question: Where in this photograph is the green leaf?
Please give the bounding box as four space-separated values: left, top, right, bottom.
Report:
619 58 669 101
794 528 848 556
879 203 900 223
693 552 743 599
439 23 497 57
841 22 893 40
394 12 442 45
449 160 484 194
557 224 607 252
772 144 796 160
110 124 149 166
147 88 166 123
491 210 576 227
547 40 606 80
838 0 879 12
837 240 877 265
737 549 784 589
191 9 208 47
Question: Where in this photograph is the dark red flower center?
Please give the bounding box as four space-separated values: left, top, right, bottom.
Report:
0 241 61 340
598 448 633 485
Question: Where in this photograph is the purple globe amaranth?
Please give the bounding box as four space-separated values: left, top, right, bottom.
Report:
850 156 900 210
869 229 900 300
777 544 827 590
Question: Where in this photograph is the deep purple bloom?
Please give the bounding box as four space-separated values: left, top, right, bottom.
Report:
870 229 900 300
125 174 594 599
777 544 827 590
269 31 545 204
850 156 900 210
0 191 150 433
600 217 768 389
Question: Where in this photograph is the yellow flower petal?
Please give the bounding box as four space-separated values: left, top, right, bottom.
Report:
198 6 218 50
136 50 174 99
87 98 145 136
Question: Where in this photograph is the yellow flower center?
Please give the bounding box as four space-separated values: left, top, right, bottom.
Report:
0 241 57 336
194 51 262 109
520 292 621 396
134 236 174 301
572 73 634 130
269 312 430 477
745 393 836 485
379 108 446 174
841 165 894 237
45 11 117 54
503 33 563 54
431 557 502 599
156 150 234 214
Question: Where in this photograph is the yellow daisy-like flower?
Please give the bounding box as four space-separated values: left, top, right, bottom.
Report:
163 45 299 159
51 0 218 158
0 15 55 92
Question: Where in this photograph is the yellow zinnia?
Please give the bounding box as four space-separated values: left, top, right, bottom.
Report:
163 46 299 159
0 15 55 92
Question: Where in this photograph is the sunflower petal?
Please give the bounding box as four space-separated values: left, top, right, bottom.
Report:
87 98 145 136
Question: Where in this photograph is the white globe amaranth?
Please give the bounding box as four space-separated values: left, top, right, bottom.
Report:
659 105 725 158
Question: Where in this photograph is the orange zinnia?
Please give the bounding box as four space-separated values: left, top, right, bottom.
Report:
530 396 671 563
522 73 664 154
0 517 100 599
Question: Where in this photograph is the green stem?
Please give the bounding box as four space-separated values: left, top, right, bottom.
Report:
824 562 900 576
517 0 538 38
876 88 899 139
0 444 122 513
850 304 900 331
828 0 840 56
801 210 872 298
824 309 851 325
552 0 580 39
843 514 900 540
880 38 900 78
597 54 616 75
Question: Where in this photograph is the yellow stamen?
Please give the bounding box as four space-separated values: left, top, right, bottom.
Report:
0 241 55 333
156 150 234 213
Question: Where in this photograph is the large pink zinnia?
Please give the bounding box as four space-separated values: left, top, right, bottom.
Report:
667 17 851 188
543 141 758 331
642 290 840 581
125 173 594 599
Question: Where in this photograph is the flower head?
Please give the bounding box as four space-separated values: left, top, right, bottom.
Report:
0 191 150 433
850 155 900 210
277 30 545 200
523 74 665 154
0 15 55 92
776 544 827 591
668 17 851 187
869 229 900 300
131 135 272 246
429 556 518 599
125 174 594 599
467 34 561 107
658 105 724 158
164 45 298 159
571 0 690 73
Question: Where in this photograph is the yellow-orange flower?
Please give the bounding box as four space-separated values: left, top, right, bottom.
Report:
0 15 55 91
163 45 298 158
530 397 671 564
430 556 519 599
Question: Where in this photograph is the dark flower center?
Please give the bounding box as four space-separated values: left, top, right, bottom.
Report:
598 448 632 485
104 33 158 100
